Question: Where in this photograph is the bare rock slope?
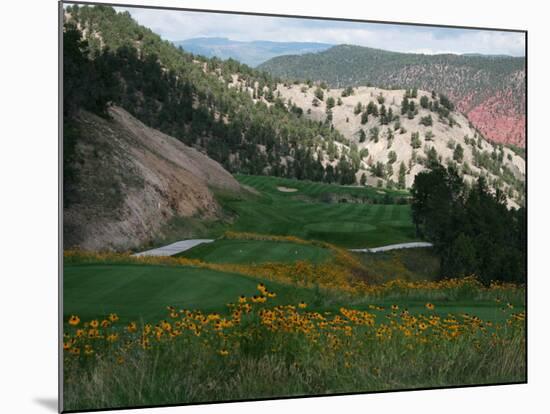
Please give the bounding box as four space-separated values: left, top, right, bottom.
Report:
274 84 525 205
64 106 241 251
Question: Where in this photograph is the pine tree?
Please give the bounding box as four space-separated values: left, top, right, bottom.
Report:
369 127 380 143
366 101 377 116
420 95 429 108
410 132 421 149
380 104 388 125
453 143 464 163
401 96 409 115
398 161 407 189
314 87 324 101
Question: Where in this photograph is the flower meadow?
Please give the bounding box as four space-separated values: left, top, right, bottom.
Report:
63 233 525 410
64 230 524 302
63 282 525 410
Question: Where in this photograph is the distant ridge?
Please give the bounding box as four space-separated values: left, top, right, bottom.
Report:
259 44 526 147
174 37 333 67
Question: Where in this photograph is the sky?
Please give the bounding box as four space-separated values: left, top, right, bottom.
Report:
115 6 525 57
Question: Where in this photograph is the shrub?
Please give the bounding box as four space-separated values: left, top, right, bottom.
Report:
420 115 433 127
314 87 324 101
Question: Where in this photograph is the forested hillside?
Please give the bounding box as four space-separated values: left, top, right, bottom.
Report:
259 44 526 146
63 5 359 185
63 5 524 206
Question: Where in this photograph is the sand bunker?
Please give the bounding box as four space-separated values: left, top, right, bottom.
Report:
277 186 298 192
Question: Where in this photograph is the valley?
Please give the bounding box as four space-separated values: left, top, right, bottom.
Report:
61 5 526 411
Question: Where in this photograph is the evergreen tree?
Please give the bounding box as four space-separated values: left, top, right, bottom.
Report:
426 147 439 168
313 87 324 101
370 161 386 178
453 143 465 163
420 115 433 126
367 101 378 116
369 127 379 143
386 162 394 179
401 95 409 115
420 95 429 108
411 165 525 283
341 86 354 97
398 161 407 189
410 132 421 149
380 104 388 125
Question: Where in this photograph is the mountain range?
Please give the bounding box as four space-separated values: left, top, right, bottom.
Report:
174 37 333 67
63 4 525 226
259 45 526 147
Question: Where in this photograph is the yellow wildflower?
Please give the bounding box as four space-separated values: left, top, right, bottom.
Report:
68 315 80 326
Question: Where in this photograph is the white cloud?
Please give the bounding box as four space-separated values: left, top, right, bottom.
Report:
117 6 525 56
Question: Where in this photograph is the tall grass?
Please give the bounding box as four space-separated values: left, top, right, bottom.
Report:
63 287 525 411
64 319 525 411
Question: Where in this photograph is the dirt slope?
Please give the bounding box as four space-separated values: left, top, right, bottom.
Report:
64 106 241 251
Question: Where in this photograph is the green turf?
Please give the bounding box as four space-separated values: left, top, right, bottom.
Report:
63 263 319 323
64 263 523 326
361 300 520 325
64 175 520 325
237 174 409 201
214 175 418 248
176 239 332 264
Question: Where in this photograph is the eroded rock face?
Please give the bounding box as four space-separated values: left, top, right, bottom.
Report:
63 106 241 251
463 93 525 147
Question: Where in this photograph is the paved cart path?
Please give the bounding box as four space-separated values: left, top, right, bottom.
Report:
133 239 214 257
133 239 432 257
349 241 433 253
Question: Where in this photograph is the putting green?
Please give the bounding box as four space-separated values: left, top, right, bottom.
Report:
178 239 332 264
